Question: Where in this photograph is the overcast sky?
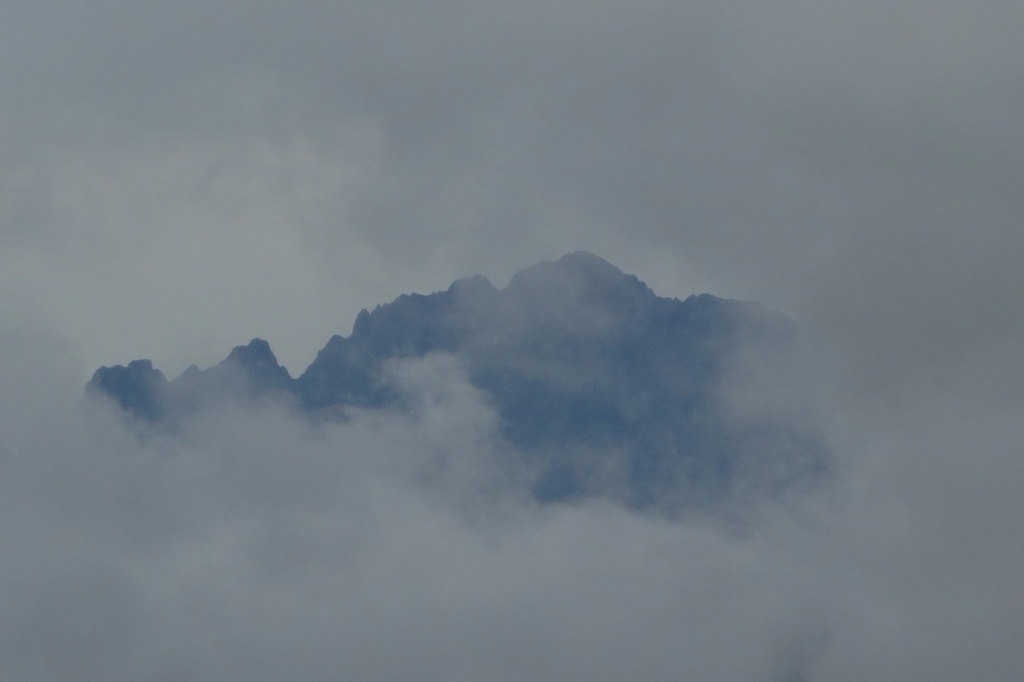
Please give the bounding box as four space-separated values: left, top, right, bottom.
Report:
1 2 1023 680
2 0 1020 379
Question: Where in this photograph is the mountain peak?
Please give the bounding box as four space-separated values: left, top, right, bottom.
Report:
209 337 292 391
508 252 649 293
223 338 283 371
83 253 822 509
555 250 619 272
448 273 497 296
86 359 168 420
501 253 656 332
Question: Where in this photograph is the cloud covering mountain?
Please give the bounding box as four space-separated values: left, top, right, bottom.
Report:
1 1 1023 679
3 265 1022 679
87 253 824 511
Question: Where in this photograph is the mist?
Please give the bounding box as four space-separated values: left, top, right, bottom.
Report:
2 0 1023 678
0 301 1020 680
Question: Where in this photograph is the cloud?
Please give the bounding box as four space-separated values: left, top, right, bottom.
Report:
5 1 1021 376
0 309 1022 680
2 2 1023 679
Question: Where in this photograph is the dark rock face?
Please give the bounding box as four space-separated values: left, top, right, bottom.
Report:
88 339 294 425
168 338 294 415
86 359 169 422
85 252 823 507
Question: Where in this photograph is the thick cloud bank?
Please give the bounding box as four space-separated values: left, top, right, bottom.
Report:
1 0 1022 678
2 311 1024 681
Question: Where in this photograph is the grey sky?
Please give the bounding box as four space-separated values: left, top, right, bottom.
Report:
2 0 1020 378
1 1 1023 679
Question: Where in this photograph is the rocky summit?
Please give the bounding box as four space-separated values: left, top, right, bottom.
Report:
86 252 824 508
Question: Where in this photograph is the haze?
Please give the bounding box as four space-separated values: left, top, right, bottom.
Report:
1 2 1022 679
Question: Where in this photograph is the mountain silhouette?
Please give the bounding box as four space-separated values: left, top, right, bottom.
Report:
86 252 824 508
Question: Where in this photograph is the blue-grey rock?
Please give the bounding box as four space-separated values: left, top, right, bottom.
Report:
84 253 823 509
86 359 169 421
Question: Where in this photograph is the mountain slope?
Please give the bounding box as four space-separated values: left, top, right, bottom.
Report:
86 252 823 507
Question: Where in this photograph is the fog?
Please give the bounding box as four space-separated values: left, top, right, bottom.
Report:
2 0 1023 678
0 306 1020 680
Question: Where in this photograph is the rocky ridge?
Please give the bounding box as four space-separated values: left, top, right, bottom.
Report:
86 252 822 507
